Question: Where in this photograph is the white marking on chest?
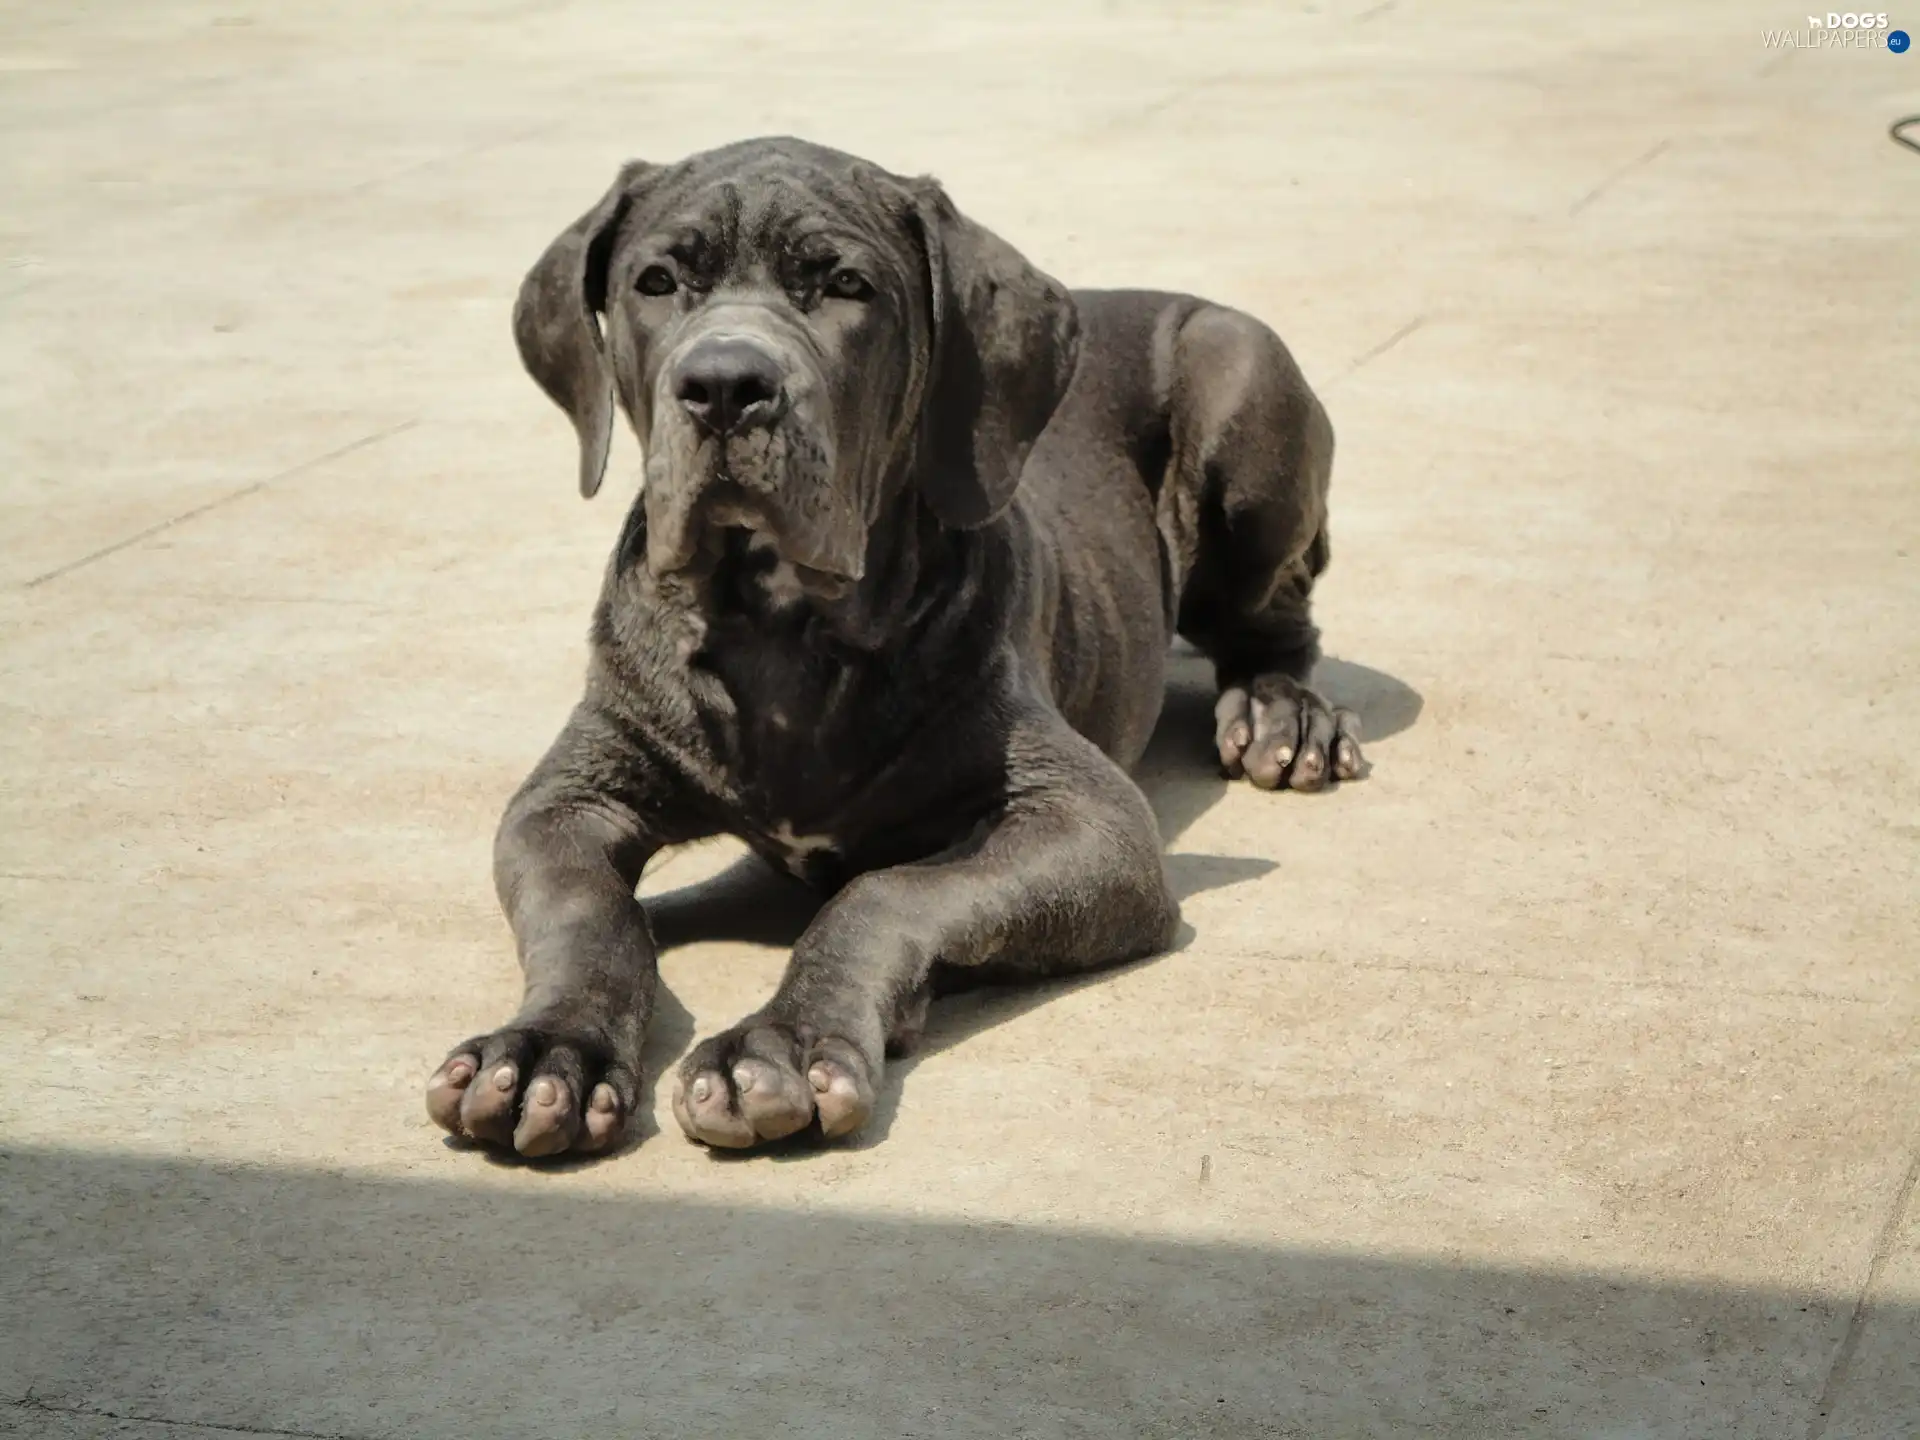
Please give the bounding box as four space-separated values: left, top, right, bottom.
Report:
760 562 808 609
745 531 808 610
767 821 838 877
674 611 708 662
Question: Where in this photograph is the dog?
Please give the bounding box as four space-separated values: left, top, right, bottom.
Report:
424 137 1363 1157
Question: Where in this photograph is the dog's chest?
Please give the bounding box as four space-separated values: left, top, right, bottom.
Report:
603 569 992 883
729 687 869 860
674 623 887 862
755 819 843 884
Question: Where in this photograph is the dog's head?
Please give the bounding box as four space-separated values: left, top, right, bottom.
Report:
512 137 1081 592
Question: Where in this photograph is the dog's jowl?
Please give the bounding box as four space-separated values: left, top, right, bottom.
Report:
424 137 1364 1158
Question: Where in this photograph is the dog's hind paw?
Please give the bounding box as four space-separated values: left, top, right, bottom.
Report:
1215 674 1365 792
672 1022 875 1150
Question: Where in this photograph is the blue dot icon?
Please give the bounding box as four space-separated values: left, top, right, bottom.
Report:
1891 28 1911 51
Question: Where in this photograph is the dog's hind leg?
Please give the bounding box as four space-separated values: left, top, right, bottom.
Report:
1162 303 1365 792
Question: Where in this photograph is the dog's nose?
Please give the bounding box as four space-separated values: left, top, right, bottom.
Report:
673 337 786 437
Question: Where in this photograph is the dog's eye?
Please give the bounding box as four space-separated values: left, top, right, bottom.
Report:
636 265 677 297
824 268 873 301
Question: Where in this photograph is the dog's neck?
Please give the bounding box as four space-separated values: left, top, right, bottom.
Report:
614 484 1004 659
805 489 991 651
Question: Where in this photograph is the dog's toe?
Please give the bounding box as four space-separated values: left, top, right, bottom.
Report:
808 1043 874 1139
1334 730 1364 780
581 1083 627 1151
513 1073 582 1157
733 1055 816 1140
673 1068 760 1148
1214 687 1256 778
425 1053 478 1133
460 1061 524 1147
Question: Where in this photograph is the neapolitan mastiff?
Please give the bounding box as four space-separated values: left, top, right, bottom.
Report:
425 137 1364 1157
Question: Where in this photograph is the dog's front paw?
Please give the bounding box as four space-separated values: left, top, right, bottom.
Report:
1215 674 1364 791
425 1021 637 1158
672 1021 876 1150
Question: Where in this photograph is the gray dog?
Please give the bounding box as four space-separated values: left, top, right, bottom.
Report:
424 137 1363 1158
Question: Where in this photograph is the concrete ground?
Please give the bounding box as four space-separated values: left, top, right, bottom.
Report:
3 1 1917 1436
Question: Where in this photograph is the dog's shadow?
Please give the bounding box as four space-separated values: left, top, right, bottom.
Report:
642 648 1422 1153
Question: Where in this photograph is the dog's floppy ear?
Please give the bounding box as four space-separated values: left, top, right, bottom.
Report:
910 182 1080 529
512 161 656 499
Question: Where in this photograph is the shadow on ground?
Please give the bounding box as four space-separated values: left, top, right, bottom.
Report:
0 1146 1898 1439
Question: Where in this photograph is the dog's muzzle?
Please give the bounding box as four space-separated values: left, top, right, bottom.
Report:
642 333 866 587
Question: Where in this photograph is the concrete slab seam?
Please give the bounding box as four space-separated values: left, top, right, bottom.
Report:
1329 315 1426 388
5 1392 378 1440
21 420 421 590
1568 139 1673 217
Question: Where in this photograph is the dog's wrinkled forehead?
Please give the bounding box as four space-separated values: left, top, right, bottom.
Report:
615 147 912 288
